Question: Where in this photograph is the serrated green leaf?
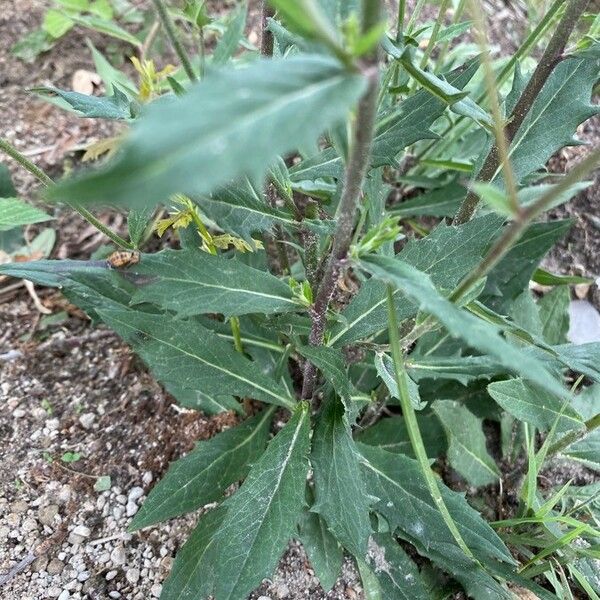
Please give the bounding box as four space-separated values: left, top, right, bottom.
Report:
432 400 499 487
32 86 133 119
493 55 600 185
355 413 446 458
0 259 136 321
96 307 295 409
290 58 481 181
212 2 247 66
390 182 465 218
562 385 600 468
538 286 570 346
311 397 371 558
329 213 503 346
406 355 502 385
374 352 424 409
359 254 568 399
194 184 316 243
297 508 343 592
366 533 429 600
165 383 244 415
487 378 584 434
130 409 273 530
212 403 311 600
130 249 298 317
484 220 572 309
358 444 514 599
297 345 351 400
127 206 153 248
160 507 225 600
0 197 52 230
49 55 366 209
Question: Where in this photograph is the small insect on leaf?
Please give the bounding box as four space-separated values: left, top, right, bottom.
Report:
106 250 141 269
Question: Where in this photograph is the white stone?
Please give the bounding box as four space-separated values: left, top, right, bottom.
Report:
126 501 138 517
128 487 144 502
57 591 70 600
78 413 95 429
142 472 153 486
110 546 126 565
68 525 90 544
126 568 140 584
150 584 162 598
105 570 118 581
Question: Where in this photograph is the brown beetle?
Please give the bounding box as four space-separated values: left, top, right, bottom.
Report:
106 250 141 269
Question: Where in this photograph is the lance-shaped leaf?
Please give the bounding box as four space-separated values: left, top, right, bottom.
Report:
130 409 273 530
298 508 343 592
130 249 298 317
359 254 568 399
0 197 52 230
374 352 424 409
160 507 225 600
355 413 446 458
538 286 570 345
487 378 584 434
290 57 481 181
432 400 500 487
32 86 134 120
165 383 243 416
358 444 516 599
0 259 138 321
406 354 503 385
96 307 296 409
484 220 572 310
492 55 600 185
48 55 367 209
212 2 247 66
211 403 311 600
195 184 330 242
311 397 371 558
564 384 600 468
297 345 351 400
366 534 429 600
329 213 503 347
390 182 466 218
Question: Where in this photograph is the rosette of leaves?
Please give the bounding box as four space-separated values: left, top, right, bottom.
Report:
2 0 600 598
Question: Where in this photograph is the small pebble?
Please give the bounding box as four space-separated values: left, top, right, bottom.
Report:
126 501 138 517
105 570 118 581
38 504 59 526
46 586 62 598
128 487 144 502
113 506 124 520
116 494 127 506
78 412 96 429
142 472 153 486
110 546 126 565
77 571 90 582
126 568 140 584
150 584 162 598
109 592 121 599
22 517 39 533
47 559 65 575
68 525 90 545
58 591 70 600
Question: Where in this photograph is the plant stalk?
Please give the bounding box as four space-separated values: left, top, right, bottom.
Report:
0 138 133 250
151 0 197 83
301 0 381 401
385 286 476 559
453 0 590 224
547 413 600 458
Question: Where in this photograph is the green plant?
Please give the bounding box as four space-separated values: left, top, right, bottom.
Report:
1 0 600 598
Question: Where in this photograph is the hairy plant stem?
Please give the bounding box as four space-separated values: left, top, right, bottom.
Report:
151 0 197 83
453 0 590 224
385 286 476 559
0 138 133 250
301 0 381 401
261 2 275 57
